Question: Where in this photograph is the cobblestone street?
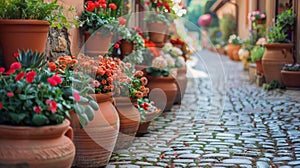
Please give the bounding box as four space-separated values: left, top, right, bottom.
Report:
108 50 300 168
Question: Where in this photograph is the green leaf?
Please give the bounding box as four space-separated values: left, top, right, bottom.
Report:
85 105 95 121
78 113 89 127
32 114 49 126
89 100 99 110
8 113 26 124
79 96 88 103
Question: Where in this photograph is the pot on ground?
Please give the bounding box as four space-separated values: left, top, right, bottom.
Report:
281 70 300 88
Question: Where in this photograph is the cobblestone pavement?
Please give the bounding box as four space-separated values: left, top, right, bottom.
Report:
108 50 300 168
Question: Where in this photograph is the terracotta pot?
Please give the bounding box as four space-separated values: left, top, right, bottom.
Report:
0 120 75 168
174 66 187 105
120 40 134 58
262 43 294 84
71 93 119 168
281 70 300 88
147 22 168 43
0 19 49 69
227 44 241 60
137 109 160 135
255 60 263 75
113 97 140 150
256 19 265 24
84 31 113 56
146 75 177 112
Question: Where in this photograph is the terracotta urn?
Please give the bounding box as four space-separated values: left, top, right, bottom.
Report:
84 31 113 56
113 97 140 150
71 93 119 168
255 60 264 75
0 119 75 168
262 43 294 84
0 19 49 69
147 22 168 43
146 75 177 112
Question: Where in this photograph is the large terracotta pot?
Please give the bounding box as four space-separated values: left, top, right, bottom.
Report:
0 120 75 168
227 44 241 60
146 75 177 112
281 71 300 88
113 97 140 150
71 93 119 168
255 60 264 75
84 31 113 56
136 109 160 135
0 19 49 69
174 66 188 105
262 43 294 84
147 22 168 43
120 40 134 58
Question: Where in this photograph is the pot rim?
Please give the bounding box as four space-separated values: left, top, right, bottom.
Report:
0 19 50 25
281 70 300 73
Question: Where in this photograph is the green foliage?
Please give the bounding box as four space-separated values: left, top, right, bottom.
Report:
263 80 284 91
282 64 300 71
220 13 236 42
145 67 169 77
0 0 79 29
202 0 219 28
268 27 289 43
250 46 265 62
16 50 47 69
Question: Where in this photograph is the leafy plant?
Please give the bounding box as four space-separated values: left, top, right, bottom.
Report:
263 80 284 91
228 34 241 45
282 63 300 71
134 98 159 122
0 0 79 29
276 8 295 32
220 13 236 42
16 50 47 69
268 26 289 43
251 46 265 62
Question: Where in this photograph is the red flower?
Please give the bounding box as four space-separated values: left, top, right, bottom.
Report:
73 92 81 102
114 43 120 48
94 1 100 8
0 102 2 110
6 92 14 97
98 0 106 4
16 72 26 81
5 69 15 75
118 17 127 25
48 62 57 72
26 71 36 83
13 52 19 58
47 77 58 86
52 75 62 84
33 106 42 114
145 1 150 5
0 67 5 73
86 1 95 12
101 3 107 8
101 79 107 84
10 62 22 70
109 3 117 10
46 99 57 113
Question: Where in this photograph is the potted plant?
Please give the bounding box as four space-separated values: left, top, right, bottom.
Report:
248 10 266 25
227 34 242 61
145 53 178 112
0 51 76 167
281 63 300 88
135 98 160 136
0 0 79 69
262 8 295 84
144 0 172 45
250 46 265 75
80 0 121 56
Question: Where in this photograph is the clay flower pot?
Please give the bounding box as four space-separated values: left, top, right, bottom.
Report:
120 40 134 58
281 70 300 88
0 119 75 168
71 93 119 168
146 75 177 112
136 109 160 135
84 31 113 56
255 60 264 75
113 97 140 150
262 43 294 84
0 19 49 69
227 43 241 60
147 22 168 43
174 66 187 105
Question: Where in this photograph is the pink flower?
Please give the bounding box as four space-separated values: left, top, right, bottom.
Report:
16 72 26 81
92 80 100 88
6 92 14 97
118 17 127 25
101 3 107 8
46 100 57 113
10 62 22 70
33 106 42 114
13 52 19 58
5 69 15 75
0 67 5 73
52 75 62 84
26 71 36 83
260 14 265 19
251 16 255 21
73 92 81 102
47 77 58 86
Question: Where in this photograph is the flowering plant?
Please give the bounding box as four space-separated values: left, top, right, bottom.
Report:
0 60 71 126
0 0 79 28
143 0 173 25
228 34 241 45
134 98 160 122
248 11 266 22
129 71 149 99
80 0 122 34
282 64 300 71
145 53 177 77
163 43 185 68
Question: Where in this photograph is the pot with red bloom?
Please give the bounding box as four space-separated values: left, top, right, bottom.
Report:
0 52 77 167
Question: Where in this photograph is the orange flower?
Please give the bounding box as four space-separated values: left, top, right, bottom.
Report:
135 91 144 98
48 62 57 72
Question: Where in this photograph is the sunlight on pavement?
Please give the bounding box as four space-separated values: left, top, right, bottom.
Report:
186 57 208 78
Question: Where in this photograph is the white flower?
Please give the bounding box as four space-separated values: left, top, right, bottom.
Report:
163 43 173 51
152 56 168 70
163 54 175 67
177 56 185 67
170 47 183 56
